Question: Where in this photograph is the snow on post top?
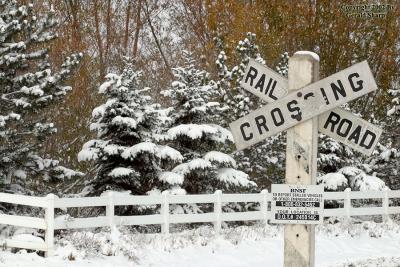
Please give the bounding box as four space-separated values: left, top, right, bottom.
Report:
293 51 320 62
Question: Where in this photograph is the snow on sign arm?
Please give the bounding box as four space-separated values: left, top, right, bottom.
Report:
230 60 378 150
240 59 288 102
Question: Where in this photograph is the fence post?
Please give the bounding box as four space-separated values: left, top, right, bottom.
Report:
161 191 170 235
106 191 115 229
261 190 269 228
214 190 222 235
45 194 56 257
383 186 389 222
344 188 351 219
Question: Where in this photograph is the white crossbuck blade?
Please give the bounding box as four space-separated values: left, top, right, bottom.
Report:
230 59 381 154
237 59 383 155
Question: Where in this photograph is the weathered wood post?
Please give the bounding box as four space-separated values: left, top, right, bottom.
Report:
344 188 351 219
106 191 115 229
45 194 56 257
261 189 269 228
383 186 389 222
284 52 319 267
214 190 222 235
161 191 170 235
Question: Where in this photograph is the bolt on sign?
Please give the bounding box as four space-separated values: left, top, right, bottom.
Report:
271 184 324 224
230 60 379 152
237 59 382 155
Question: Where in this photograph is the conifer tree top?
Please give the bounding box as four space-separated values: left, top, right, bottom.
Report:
0 0 82 194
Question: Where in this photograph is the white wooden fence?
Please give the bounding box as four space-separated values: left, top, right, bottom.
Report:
0 189 399 257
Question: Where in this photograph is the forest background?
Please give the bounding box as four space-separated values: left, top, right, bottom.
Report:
15 0 399 195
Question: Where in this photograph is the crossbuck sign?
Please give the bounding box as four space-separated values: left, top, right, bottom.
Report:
230 59 382 155
229 52 381 267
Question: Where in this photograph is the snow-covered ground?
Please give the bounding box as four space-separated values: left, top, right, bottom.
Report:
1 220 400 267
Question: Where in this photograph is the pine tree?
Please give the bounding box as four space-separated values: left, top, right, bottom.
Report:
215 32 265 121
78 59 183 196
214 35 286 187
276 52 289 77
0 1 82 194
162 50 255 198
364 82 400 190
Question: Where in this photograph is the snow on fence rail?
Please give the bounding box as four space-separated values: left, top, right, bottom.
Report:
0 189 400 257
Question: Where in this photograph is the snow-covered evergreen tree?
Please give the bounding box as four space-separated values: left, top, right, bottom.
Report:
0 1 82 194
214 36 286 187
364 82 400 190
383 83 400 188
317 166 386 192
276 52 289 77
162 50 255 197
215 32 265 121
78 59 183 196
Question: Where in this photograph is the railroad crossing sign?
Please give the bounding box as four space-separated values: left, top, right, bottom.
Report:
230 52 382 267
231 59 381 154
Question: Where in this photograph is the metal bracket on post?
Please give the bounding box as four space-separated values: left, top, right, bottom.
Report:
284 52 319 267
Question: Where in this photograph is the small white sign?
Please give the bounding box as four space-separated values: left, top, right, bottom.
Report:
240 59 288 102
271 184 324 224
230 61 377 150
319 108 383 156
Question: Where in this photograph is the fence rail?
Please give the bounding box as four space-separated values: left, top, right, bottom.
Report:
0 189 399 257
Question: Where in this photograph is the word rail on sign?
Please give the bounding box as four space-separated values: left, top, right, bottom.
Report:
240 59 288 102
230 60 377 150
271 184 324 224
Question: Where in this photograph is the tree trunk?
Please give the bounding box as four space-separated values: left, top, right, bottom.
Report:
123 2 131 54
93 0 105 79
105 0 112 58
67 0 82 51
143 0 171 73
132 0 142 58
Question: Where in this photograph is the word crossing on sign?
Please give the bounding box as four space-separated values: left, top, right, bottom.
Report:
271 184 324 224
319 108 383 156
230 61 377 150
237 60 382 155
240 59 288 102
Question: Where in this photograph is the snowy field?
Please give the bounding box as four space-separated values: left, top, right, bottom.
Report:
1 220 400 267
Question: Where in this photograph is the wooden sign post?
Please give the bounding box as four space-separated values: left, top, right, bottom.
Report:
284 53 319 267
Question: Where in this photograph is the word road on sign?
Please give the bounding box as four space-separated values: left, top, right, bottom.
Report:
319 108 382 155
230 60 378 150
271 184 324 224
